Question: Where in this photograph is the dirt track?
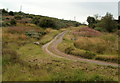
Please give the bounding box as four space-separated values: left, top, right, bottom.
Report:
42 31 119 67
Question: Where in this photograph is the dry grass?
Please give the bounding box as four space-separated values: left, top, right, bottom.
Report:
58 26 118 63
74 37 117 55
73 27 101 37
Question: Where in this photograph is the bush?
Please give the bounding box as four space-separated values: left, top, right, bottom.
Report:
14 15 22 20
39 18 57 29
94 27 106 32
71 49 96 59
10 19 16 26
2 22 11 27
95 13 117 32
65 47 74 54
32 18 40 25
95 55 118 63
65 47 96 59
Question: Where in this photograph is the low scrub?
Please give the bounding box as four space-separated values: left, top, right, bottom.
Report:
73 27 101 37
71 50 96 59
65 47 96 59
95 55 118 63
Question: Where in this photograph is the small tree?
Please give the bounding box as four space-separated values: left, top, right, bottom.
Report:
10 19 16 26
2 9 8 16
87 16 96 28
9 11 14 16
14 15 22 20
96 13 117 32
39 18 57 29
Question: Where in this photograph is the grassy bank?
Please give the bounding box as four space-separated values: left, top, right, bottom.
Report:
57 26 118 63
2 26 119 81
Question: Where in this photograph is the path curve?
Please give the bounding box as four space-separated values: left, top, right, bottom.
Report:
42 31 119 67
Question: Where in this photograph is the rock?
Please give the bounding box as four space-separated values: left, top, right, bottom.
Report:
33 42 40 45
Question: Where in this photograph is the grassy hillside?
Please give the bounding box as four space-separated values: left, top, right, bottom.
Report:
1 9 119 82
2 25 118 81
2 9 81 29
58 26 119 63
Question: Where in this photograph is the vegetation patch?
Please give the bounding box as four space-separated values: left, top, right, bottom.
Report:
72 27 101 37
65 47 96 59
95 55 118 63
58 27 118 63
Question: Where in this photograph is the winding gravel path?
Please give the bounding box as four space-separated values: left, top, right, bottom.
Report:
42 31 119 67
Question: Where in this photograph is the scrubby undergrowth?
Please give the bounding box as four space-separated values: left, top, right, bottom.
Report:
58 27 118 63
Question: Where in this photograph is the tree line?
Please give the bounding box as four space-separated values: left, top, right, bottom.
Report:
87 13 118 32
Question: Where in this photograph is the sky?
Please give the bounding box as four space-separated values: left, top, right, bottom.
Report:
0 0 119 23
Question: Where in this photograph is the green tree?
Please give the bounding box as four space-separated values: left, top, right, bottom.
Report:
39 18 57 29
2 9 8 16
87 16 96 28
9 11 14 16
96 13 117 32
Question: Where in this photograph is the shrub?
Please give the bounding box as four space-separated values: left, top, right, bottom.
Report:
10 19 16 26
95 55 118 63
32 18 39 25
71 49 96 59
2 22 11 27
39 18 57 29
14 15 22 20
95 13 117 32
65 47 74 54
65 47 96 59
94 27 106 32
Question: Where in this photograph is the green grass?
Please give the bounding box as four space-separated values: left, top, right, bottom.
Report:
3 43 118 81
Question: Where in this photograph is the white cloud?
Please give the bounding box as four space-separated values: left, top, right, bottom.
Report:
0 0 118 23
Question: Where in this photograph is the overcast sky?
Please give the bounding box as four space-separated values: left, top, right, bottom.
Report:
0 0 119 23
